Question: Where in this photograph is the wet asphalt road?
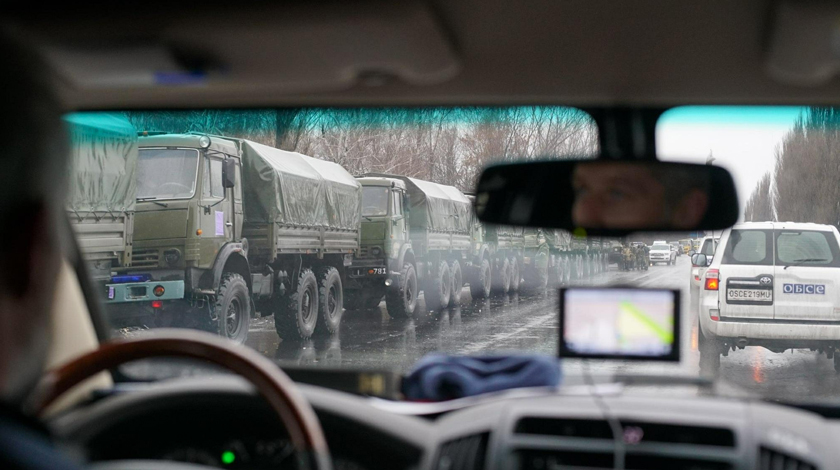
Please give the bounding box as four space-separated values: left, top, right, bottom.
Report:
244 256 840 401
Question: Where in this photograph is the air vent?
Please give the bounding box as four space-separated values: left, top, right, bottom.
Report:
759 447 817 470
620 421 736 447
516 450 733 470
514 418 735 447
514 418 613 439
435 433 488 470
517 449 613 470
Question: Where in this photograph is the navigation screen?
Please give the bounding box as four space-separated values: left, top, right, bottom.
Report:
559 288 680 361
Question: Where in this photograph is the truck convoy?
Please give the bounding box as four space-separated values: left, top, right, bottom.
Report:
105 133 361 344
102 131 610 343
65 113 138 285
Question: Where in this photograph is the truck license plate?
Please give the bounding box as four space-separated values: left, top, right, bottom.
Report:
107 286 115 300
727 288 772 301
367 268 386 275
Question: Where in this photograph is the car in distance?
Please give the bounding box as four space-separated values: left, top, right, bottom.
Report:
649 242 676 265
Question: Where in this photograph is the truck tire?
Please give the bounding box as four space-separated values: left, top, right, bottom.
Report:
470 258 492 299
492 257 511 293
214 273 251 344
698 324 721 376
509 257 520 293
315 267 342 335
275 268 318 341
424 260 452 311
386 263 418 319
449 260 463 307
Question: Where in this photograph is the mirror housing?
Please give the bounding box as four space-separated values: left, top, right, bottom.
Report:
475 159 739 236
691 253 708 267
222 158 236 189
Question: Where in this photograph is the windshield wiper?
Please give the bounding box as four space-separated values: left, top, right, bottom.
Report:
362 216 375 222
783 258 829 269
137 197 168 208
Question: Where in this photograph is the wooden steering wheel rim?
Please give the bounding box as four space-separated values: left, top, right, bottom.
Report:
30 329 331 470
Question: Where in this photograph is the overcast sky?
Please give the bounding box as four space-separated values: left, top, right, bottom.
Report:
656 106 805 221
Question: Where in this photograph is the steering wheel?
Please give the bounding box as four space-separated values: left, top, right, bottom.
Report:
29 329 332 470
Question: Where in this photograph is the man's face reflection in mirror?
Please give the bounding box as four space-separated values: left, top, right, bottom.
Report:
571 162 709 230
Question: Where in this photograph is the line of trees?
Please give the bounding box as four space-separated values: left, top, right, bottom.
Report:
125 107 597 191
744 107 840 226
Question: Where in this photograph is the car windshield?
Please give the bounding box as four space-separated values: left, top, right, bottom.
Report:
136 148 200 200
69 105 840 403
361 187 389 217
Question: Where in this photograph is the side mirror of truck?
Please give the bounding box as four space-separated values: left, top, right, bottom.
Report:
691 253 707 267
222 158 236 189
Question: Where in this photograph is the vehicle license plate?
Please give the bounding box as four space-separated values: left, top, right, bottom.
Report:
367 267 386 275
727 288 772 301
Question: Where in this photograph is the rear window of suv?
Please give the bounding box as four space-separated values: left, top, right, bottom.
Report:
721 229 840 267
776 231 840 267
721 230 771 265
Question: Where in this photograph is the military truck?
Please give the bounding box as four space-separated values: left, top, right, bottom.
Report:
105 134 361 344
346 174 472 317
65 113 138 284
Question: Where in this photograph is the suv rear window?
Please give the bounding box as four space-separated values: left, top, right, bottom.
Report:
776 231 840 267
700 239 716 255
721 230 771 265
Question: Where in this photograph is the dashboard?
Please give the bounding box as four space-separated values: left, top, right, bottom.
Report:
50 376 840 470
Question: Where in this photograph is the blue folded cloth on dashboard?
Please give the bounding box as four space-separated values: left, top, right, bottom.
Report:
401 354 561 401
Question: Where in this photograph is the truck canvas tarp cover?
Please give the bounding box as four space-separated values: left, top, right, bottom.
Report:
241 140 361 230
65 113 138 214
404 177 471 234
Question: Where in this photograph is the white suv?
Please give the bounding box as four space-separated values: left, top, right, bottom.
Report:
697 222 840 374
649 242 676 265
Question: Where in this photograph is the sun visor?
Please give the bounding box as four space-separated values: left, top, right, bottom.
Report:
766 1 840 86
38 2 459 93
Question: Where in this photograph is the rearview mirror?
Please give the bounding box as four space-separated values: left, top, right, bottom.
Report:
475 159 739 235
222 158 236 189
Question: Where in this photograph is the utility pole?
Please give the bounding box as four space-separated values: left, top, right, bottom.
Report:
706 150 716 165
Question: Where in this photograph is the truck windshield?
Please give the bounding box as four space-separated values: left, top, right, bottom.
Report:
136 148 200 200
362 186 389 217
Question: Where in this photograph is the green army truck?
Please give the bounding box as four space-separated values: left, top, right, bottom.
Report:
346 174 472 317
482 225 525 294
65 113 138 284
105 134 361 344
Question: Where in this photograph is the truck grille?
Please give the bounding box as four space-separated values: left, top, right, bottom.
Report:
131 248 160 268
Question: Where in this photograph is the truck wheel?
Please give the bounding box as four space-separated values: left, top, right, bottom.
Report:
509 257 521 293
449 260 463 307
213 273 251 344
386 263 418 319
275 268 318 341
315 267 342 335
492 257 511 293
425 260 452 310
469 258 492 299
698 324 721 376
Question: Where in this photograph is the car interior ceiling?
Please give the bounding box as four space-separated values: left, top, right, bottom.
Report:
9 2 840 470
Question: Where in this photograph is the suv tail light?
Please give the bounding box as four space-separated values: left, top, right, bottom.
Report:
704 269 719 290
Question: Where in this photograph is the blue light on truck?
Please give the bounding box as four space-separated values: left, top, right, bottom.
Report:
110 274 151 284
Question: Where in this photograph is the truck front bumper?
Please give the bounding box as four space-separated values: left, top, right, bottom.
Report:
105 280 186 304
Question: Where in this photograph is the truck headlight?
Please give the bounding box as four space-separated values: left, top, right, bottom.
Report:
371 246 382 256
164 249 181 266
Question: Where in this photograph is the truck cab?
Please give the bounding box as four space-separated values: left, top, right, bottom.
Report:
106 134 246 338
345 177 410 309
